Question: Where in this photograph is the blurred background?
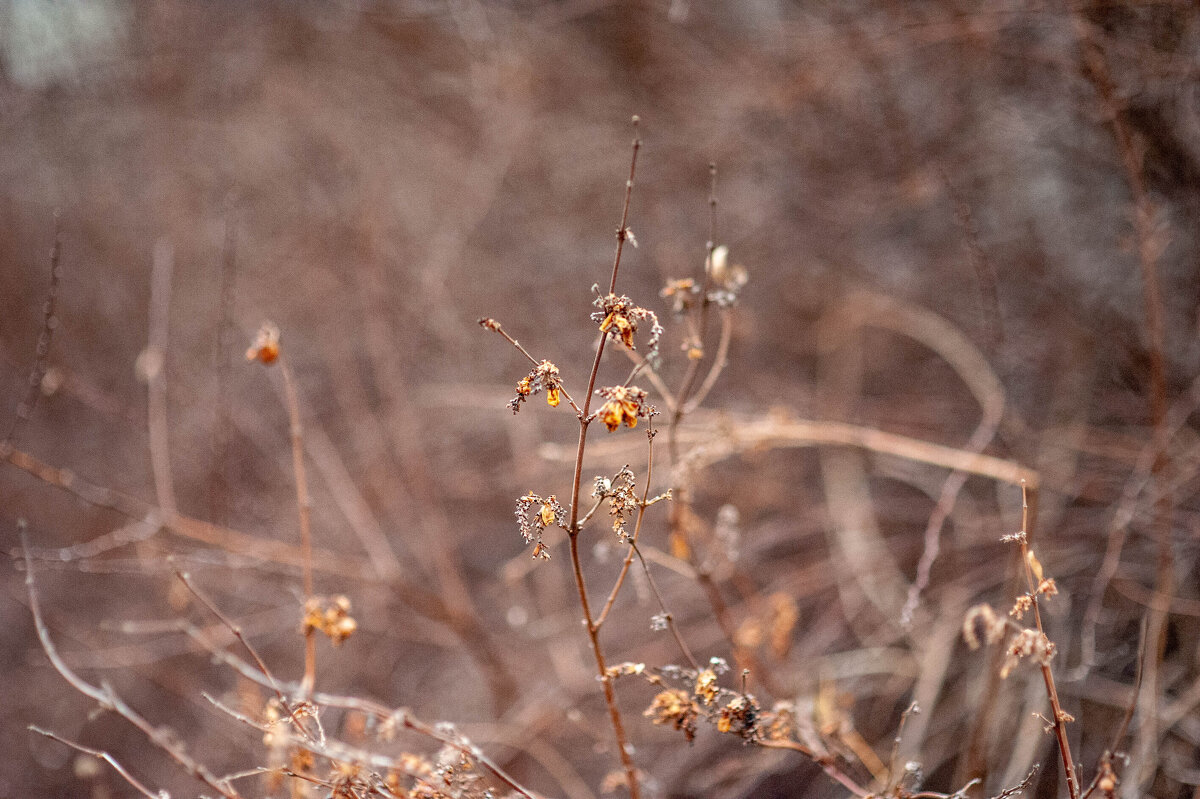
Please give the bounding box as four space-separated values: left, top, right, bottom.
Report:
2 2 1199 798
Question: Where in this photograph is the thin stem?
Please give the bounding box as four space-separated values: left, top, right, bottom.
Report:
668 163 719 451
758 738 869 797
21 530 242 799
480 317 581 413
608 117 641 295
630 541 698 670
682 309 733 414
596 424 657 628
174 570 316 743
147 238 177 518
29 726 161 799
5 213 62 447
1017 482 1079 799
280 358 317 698
562 120 643 799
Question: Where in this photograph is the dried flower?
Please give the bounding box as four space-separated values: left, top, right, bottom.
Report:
660 278 700 316
509 360 563 414
1001 628 1055 677
644 689 698 742
705 245 748 307
695 669 719 706
593 466 639 541
596 385 649 432
303 595 358 645
515 492 565 559
763 701 797 742
1010 594 1033 619
716 695 759 739
246 322 281 365
1027 549 1045 583
592 291 663 355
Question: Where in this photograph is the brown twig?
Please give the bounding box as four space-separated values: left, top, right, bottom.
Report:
146 237 177 518
1015 482 1079 799
758 737 870 797
174 569 317 743
277 357 318 698
28 726 160 799
189 637 541 799
5 213 62 448
21 529 242 799
562 117 643 799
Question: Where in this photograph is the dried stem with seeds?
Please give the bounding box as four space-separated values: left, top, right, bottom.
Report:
559 120 644 799
1015 481 1079 799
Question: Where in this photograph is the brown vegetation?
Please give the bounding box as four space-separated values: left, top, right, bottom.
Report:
3 3 1199 799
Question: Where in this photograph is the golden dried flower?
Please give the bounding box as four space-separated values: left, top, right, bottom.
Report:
592 291 663 354
660 277 699 315
695 668 719 705
644 689 698 742
246 322 281 365
600 309 636 349
717 695 758 738
596 385 649 432
706 245 749 307
302 595 358 645
515 491 563 559
1027 549 1045 583
509 360 563 413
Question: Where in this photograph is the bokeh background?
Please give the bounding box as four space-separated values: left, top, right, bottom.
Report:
2 2 1199 798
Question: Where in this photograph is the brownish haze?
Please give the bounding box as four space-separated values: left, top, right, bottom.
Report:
2 3 1198 799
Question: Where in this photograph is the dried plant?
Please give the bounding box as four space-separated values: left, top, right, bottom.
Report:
8 20 1191 793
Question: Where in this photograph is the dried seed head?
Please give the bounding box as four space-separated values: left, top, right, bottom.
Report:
644 689 698 742
592 291 663 355
705 245 749 307
515 491 564 559
596 385 650 432
660 277 700 316
302 595 358 645
509 360 563 414
246 322 281 365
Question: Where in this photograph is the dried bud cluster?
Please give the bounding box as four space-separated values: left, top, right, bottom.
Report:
592 291 663 355
705 245 749 308
608 659 801 748
303 595 358 645
963 546 1064 678
593 466 639 542
509 359 563 414
660 278 700 316
595 385 650 432
515 491 565 559
246 322 281 365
